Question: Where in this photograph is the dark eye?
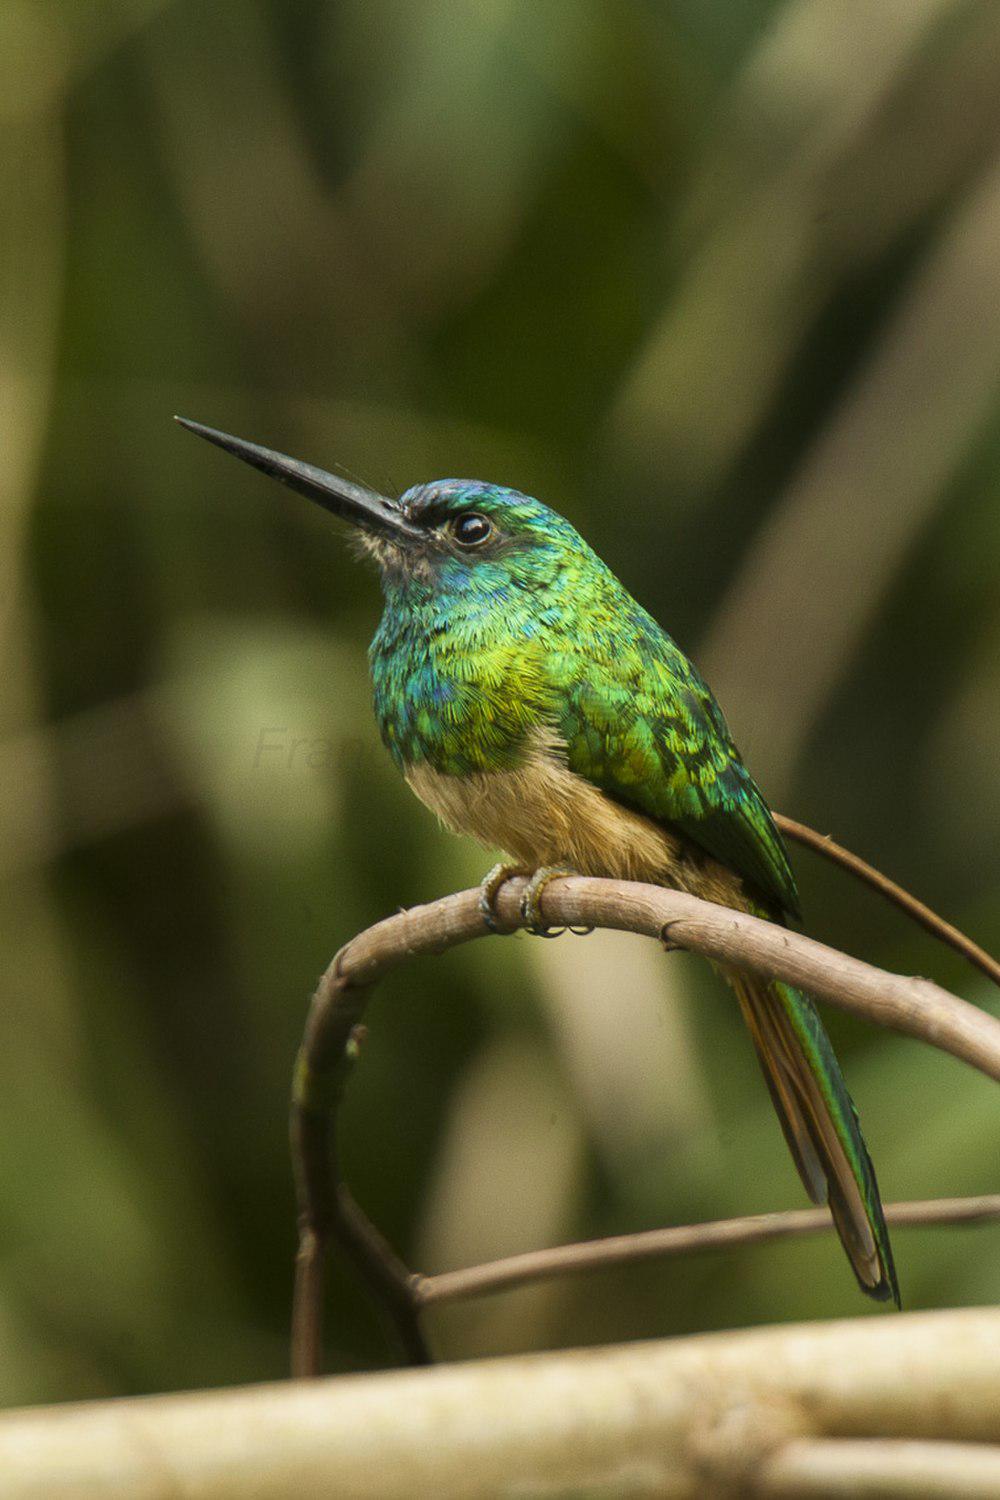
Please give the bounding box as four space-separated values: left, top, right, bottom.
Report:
450 511 494 547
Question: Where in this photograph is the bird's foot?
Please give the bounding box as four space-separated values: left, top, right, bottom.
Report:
521 865 578 937
478 863 529 933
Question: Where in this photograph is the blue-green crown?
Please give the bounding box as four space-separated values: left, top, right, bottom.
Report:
399 479 583 543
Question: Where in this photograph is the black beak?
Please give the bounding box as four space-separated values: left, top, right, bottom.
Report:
174 417 422 539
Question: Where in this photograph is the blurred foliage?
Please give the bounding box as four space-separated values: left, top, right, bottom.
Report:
1 0 999 1405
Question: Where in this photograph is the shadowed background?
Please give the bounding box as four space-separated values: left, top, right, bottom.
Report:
2 0 999 1404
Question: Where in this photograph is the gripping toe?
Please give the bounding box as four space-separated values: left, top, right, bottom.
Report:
478 863 528 932
520 865 576 936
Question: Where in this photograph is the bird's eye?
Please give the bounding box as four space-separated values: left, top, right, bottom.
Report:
449 511 494 548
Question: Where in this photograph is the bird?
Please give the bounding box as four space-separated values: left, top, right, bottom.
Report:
176 414 899 1306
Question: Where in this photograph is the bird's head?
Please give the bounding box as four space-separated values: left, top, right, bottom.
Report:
175 419 590 599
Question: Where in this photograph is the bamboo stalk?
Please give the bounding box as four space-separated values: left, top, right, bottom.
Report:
2 1310 999 1499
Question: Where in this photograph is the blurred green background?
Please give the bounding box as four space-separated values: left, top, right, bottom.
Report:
2 0 999 1406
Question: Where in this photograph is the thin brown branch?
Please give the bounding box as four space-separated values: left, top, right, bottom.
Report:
775 813 1000 992
413 1195 1000 1306
291 873 1000 1376
290 956 430 1375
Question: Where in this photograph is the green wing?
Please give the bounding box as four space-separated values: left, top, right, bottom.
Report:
556 612 800 918
552 593 902 1302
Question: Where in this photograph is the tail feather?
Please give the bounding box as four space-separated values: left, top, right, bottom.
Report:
729 970 899 1306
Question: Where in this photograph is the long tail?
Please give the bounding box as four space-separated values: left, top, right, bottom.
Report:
728 969 899 1305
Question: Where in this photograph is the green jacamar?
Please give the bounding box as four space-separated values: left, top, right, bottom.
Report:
177 415 899 1305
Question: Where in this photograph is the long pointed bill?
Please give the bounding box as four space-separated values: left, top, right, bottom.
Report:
174 416 422 539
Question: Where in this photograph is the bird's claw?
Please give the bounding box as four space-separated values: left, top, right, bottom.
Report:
478 863 528 932
520 866 577 936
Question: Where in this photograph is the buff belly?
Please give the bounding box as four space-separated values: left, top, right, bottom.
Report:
403 730 747 912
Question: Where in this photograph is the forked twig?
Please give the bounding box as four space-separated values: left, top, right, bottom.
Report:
290 862 1000 1376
